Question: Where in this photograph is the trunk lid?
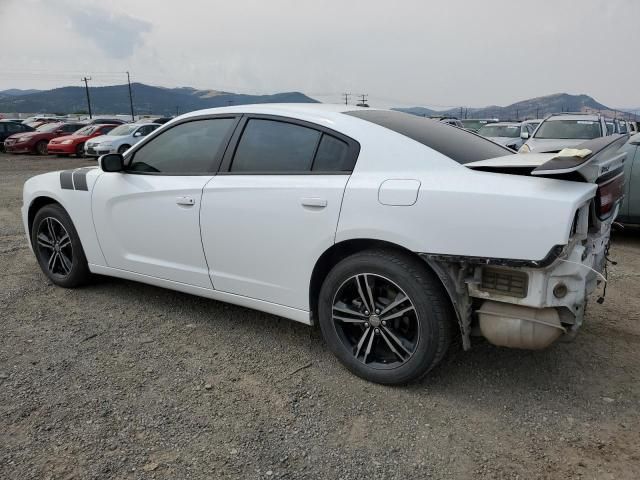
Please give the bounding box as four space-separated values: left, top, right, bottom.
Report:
465 135 629 220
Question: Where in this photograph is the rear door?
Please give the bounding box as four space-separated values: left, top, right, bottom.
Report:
200 115 359 310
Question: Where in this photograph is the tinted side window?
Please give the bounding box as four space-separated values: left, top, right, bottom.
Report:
231 119 321 172
312 134 351 171
129 118 235 174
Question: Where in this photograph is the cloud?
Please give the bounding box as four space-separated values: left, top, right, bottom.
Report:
64 4 152 58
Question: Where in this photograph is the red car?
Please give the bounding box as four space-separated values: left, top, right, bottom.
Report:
47 124 118 157
4 122 85 155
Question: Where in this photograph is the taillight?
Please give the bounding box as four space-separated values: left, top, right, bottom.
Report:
596 172 625 219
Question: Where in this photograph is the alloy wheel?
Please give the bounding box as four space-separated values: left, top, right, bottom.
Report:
332 273 420 369
36 217 73 277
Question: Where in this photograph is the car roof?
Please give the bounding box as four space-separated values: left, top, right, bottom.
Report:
546 114 600 121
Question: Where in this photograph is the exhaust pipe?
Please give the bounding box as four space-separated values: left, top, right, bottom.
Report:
477 301 565 350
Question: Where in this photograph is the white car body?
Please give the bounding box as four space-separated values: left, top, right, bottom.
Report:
22 104 627 382
84 122 160 157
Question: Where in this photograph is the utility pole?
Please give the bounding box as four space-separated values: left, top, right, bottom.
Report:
459 107 463 119
81 77 92 119
342 93 351 105
126 71 135 122
175 105 180 116
516 108 519 120
356 94 368 107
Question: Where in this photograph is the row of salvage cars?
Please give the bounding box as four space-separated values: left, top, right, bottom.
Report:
20 104 637 384
0 116 169 157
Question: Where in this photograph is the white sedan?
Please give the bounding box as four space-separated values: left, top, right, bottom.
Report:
84 122 160 157
22 104 626 384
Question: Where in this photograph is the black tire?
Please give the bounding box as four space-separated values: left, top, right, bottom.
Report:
318 249 453 385
117 144 130 154
56 154 70 158
75 143 84 157
35 140 48 155
31 204 92 288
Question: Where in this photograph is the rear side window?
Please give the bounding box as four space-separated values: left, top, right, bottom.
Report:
312 135 351 171
128 118 235 174
346 110 512 164
231 119 321 173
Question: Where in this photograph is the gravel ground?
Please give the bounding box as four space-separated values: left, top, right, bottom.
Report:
1 153 639 480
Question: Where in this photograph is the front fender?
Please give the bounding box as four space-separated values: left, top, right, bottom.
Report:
22 168 106 266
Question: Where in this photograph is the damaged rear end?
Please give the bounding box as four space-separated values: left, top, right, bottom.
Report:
443 135 628 350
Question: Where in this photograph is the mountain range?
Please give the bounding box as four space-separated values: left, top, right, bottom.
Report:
394 93 637 121
0 84 317 116
0 85 637 122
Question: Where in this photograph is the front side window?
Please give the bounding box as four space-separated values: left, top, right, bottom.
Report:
231 119 321 173
128 118 235 174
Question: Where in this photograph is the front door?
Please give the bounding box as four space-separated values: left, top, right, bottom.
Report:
92 116 239 288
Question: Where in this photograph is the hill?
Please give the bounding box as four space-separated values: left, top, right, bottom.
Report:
0 83 317 115
394 93 634 121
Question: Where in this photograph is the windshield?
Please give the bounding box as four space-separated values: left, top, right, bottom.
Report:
461 120 492 131
35 123 62 133
74 125 98 136
346 110 512 164
109 124 138 136
477 125 520 138
534 119 602 140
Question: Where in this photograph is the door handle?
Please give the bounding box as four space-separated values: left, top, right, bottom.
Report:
300 197 327 208
176 196 195 206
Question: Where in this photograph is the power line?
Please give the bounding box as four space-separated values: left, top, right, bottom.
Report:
356 93 368 107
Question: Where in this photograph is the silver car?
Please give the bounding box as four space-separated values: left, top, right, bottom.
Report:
618 133 640 224
476 122 533 151
520 113 608 153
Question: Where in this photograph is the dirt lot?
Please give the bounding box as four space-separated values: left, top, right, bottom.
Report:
1 153 639 480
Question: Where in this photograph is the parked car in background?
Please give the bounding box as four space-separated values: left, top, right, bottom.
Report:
0 120 35 152
85 118 127 125
461 118 499 132
430 116 464 128
477 122 533 151
84 122 160 157
522 119 543 131
4 122 85 155
22 104 625 384
147 117 174 125
520 113 608 153
47 124 118 157
630 122 638 134
617 133 640 225
605 118 621 135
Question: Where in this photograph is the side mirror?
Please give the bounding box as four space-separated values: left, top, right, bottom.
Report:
133 131 142 137
99 153 124 172
520 131 529 139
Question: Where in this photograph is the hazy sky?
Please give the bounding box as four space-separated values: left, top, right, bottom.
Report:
0 0 638 109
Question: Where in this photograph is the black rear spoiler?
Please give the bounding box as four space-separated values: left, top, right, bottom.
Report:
531 134 629 182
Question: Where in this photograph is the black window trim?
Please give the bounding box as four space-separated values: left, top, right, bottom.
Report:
218 114 361 175
122 114 242 176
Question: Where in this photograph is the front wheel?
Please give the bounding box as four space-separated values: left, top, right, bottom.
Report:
35 140 48 155
318 249 453 385
75 143 85 157
31 204 92 288
117 144 130 154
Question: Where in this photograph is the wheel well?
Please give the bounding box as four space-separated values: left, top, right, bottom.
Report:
309 239 448 322
27 196 61 238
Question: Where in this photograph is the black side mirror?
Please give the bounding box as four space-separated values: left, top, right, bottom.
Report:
99 153 124 172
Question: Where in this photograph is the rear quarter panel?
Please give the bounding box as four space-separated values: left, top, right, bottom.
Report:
337 129 596 261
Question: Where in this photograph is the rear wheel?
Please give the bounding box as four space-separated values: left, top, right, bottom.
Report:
318 249 453 385
35 140 48 155
117 144 130 154
31 204 91 288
